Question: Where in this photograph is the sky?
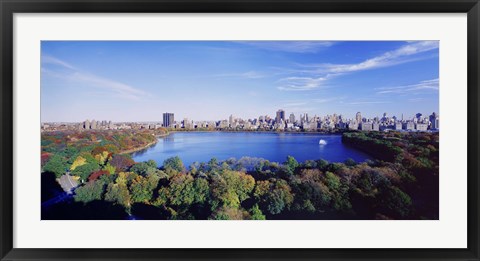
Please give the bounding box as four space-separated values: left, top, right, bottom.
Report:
41 41 439 122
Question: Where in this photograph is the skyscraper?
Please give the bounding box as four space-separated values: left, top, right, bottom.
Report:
289 113 295 124
429 112 439 129
276 109 285 123
84 119 90 129
163 113 174 128
356 112 362 123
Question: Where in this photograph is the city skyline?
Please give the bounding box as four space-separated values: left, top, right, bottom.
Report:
41 41 439 122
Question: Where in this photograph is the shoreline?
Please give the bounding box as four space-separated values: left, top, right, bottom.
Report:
168 129 347 135
119 132 170 155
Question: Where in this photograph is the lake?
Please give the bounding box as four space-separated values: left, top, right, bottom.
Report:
132 132 371 167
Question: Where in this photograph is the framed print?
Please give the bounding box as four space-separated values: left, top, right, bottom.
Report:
1 0 479 260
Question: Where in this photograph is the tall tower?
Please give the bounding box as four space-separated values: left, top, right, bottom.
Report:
276 109 285 123
356 112 362 123
163 113 174 128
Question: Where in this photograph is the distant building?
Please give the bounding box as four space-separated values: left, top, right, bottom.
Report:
337 122 347 129
84 120 90 129
276 109 285 123
429 112 439 130
356 112 362 123
373 123 380 131
348 121 359 130
163 113 174 128
289 113 295 124
394 122 403 130
403 121 415 130
416 123 428 131
91 120 97 130
361 122 373 131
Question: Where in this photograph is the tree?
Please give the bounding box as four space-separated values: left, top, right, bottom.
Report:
254 179 294 215
378 186 412 219
43 154 68 178
284 155 299 175
74 180 105 203
163 156 185 173
88 170 109 182
103 163 116 175
105 183 131 208
210 170 255 209
249 204 266 220
211 206 249 220
70 156 87 171
109 154 135 172
131 161 157 176
345 158 357 167
165 173 195 206
94 150 110 165
193 178 210 204
130 174 160 203
41 152 52 167
71 161 101 182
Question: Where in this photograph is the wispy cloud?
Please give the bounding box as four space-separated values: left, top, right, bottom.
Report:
376 78 439 94
70 72 146 100
237 41 335 53
276 41 439 91
42 55 76 70
42 55 146 100
277 76 331 91
320 41 438 74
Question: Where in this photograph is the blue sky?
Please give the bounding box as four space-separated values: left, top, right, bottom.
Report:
41 41 439 122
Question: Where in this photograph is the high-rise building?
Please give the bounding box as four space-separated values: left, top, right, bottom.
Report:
429 112 439 129
356 112 362 123
84 119 90 129
163 113 174 127
416 113 422 120
289 113 295 124
276 109 285 123
91 119 97 130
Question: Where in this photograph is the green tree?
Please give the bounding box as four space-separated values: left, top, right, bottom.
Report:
131 161 157 176
345 158 357 167
105 183 131 208
255 179 294 215
130 173 161 203
249 204 266 220
43 154 68 178
103 163 116 175
211 206 249 220
162 173 196 206
284 155 299 175
163 156 185 173
379 186 412 219
193 178 210 204
74 180 105 203
71 161 101 182
210 171 255 209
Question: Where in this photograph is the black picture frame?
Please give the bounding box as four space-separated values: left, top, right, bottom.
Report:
1 0 479 260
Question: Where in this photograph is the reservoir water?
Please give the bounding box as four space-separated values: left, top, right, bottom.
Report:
132 132 371 167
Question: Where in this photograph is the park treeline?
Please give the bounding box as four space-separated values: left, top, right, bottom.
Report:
41 130 439 220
